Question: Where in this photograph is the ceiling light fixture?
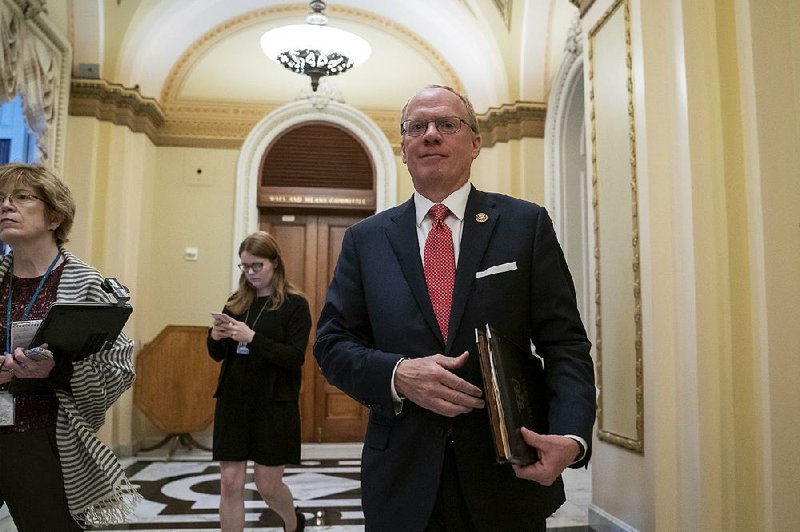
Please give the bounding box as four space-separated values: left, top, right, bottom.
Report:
259 0 371 92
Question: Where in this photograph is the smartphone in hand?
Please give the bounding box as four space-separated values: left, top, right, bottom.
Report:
211 312 229 323
24 347 54 361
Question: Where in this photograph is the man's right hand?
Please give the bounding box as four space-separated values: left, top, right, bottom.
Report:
394 351 485 417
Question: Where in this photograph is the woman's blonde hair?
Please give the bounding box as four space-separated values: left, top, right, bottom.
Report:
0 163 76 245
226 231 303 314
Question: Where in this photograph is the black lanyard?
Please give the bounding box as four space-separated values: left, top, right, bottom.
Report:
5 252 61 354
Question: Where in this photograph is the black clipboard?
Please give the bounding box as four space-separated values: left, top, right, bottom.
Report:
28 303 132 363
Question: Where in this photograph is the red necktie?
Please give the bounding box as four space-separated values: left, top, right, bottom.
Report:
424 204 455 342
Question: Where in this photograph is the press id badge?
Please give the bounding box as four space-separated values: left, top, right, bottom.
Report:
236 342 250 355
0 391 14 426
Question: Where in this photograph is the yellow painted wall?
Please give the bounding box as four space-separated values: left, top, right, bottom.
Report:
62 116 160 451
138 147 239 340
583 1 652 529
473 141 512 196
472 139 544 204
582 0 800 530
63 118 102 261
393 139 542 206
740 0 800 528
102 0 141 80
519 138 545 204
131 146 239 442
394 155 414 204
44 0 68 36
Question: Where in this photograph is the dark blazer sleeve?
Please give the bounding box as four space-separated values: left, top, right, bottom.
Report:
528 208 595 466
314 225 405 415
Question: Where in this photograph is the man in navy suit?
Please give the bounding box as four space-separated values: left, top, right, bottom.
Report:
314 85 596 531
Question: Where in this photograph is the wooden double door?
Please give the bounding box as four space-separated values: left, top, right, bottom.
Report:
260 212 368 442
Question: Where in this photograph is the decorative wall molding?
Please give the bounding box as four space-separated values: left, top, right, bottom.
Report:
588 0 644 454
478 101 547 147
12 0 46 19
545 15 583 217
544 15 588 321
492 0 513 29
579 0 598 17
2 0 71 172
69 79 547 150
69 78 165 142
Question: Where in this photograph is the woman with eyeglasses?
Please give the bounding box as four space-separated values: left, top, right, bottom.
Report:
0 163 138 530
208 231 311 532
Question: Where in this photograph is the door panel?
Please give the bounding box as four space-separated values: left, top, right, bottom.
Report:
259 214 318 441
313 216 370 442
260 212 367 442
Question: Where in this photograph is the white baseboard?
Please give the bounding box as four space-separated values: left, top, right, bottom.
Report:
589 504 639 532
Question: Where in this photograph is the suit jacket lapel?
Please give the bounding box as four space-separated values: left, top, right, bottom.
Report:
385 197 443 343
446 188 498 351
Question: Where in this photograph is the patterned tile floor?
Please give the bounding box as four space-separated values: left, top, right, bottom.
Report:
0 442 591 531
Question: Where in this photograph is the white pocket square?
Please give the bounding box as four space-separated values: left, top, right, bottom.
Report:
475 261 517 279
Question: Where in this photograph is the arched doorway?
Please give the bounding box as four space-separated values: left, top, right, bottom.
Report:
543 16 594 523
236 99 396 442
545 18 590 323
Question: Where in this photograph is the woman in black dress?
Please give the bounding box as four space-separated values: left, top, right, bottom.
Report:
208 231 311 532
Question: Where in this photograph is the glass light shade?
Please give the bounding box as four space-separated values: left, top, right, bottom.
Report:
260 23 371 91
260 24 371 67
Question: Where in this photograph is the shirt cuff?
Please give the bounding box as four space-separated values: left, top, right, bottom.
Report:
390 358 406 414
564 434 588 464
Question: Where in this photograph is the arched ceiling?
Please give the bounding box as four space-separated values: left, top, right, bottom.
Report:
158 5 463 111
70 0 578 115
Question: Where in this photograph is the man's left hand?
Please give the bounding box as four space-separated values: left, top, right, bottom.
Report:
511 428 581 486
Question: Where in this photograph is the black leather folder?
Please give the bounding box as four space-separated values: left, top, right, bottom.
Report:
475 324 547 465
